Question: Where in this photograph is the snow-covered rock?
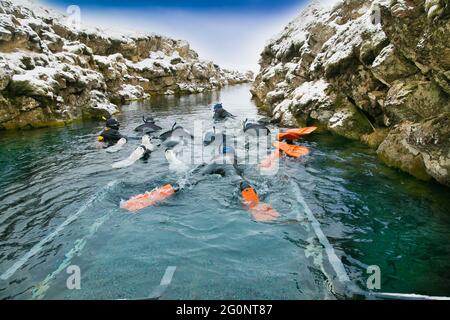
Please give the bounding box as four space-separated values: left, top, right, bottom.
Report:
0 0 252 129
117 84 148 101
252 0 450 186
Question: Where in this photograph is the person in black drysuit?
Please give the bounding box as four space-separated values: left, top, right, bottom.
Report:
168 145 243 194
193 146 241 179
134 116 162 135
213 103 235 122
242 118 271 136
97 118 125 146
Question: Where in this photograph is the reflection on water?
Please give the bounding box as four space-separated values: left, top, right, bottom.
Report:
0 84 449 299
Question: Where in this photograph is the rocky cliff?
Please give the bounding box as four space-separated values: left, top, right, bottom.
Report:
0 0 252 130
252 0 450 186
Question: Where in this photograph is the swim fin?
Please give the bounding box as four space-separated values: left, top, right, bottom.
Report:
273 141 310 158
120 184 176 212
106 138 127 153
165 149 189 172
112 136 154 169
277 127 317 141
241 184 279 222
112 148 145 169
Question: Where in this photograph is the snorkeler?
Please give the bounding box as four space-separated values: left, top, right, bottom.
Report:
121 144 239 211
97 117 129 153
213 103 235 121
112 135 155 169
134 116 162 134
97 118 125 145
122 145 242 208
121 144 279 221
159 122 194 142
243 118 271 136
190 145 241 180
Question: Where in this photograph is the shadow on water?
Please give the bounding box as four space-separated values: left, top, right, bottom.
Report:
0 84 449 299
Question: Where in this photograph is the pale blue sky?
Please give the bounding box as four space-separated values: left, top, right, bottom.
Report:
42 0 308 72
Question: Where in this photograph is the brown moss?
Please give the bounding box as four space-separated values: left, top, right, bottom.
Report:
378 149 431 181
2 119 70 130
360 128 389 149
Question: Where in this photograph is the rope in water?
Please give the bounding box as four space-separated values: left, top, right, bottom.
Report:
0 180 118 281
291 180 450 300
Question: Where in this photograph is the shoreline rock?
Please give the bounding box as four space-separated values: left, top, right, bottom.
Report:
0 0 253 130
252 0 450 186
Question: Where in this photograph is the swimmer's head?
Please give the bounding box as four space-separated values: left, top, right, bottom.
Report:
213 103 223 111
240 181 252 191
106 118 120 130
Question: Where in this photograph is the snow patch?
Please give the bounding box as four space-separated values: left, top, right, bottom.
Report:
372 44 394 68
117 84 147 101
292 79 330 105
329 109 352 128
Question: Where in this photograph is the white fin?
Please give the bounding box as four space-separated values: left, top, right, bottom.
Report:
106 138 127 153
141 135 155 151
165 149 189 172
112 146 145 169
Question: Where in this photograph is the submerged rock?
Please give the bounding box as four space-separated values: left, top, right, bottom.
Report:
327 96 373 140
252 0 450 186
0 0 252 130
378 113 450 186
383 79 450 125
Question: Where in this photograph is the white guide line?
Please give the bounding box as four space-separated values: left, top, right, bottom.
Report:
291 181 350 283
371 292 450 300
0 180 118 281
31 213 112 299
147 266 177 299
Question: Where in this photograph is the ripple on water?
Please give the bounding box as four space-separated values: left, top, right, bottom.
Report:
1 85 450 298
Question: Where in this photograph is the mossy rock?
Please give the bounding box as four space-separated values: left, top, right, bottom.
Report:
0 107 71 130
5 80 36 97
377 124 432 181
327 97 374 140
378 146 431 181
361 128 389 149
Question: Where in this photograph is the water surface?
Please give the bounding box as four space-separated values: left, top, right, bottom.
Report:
0 84 449 299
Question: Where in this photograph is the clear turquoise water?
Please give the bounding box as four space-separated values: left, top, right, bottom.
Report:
0 84 449 299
